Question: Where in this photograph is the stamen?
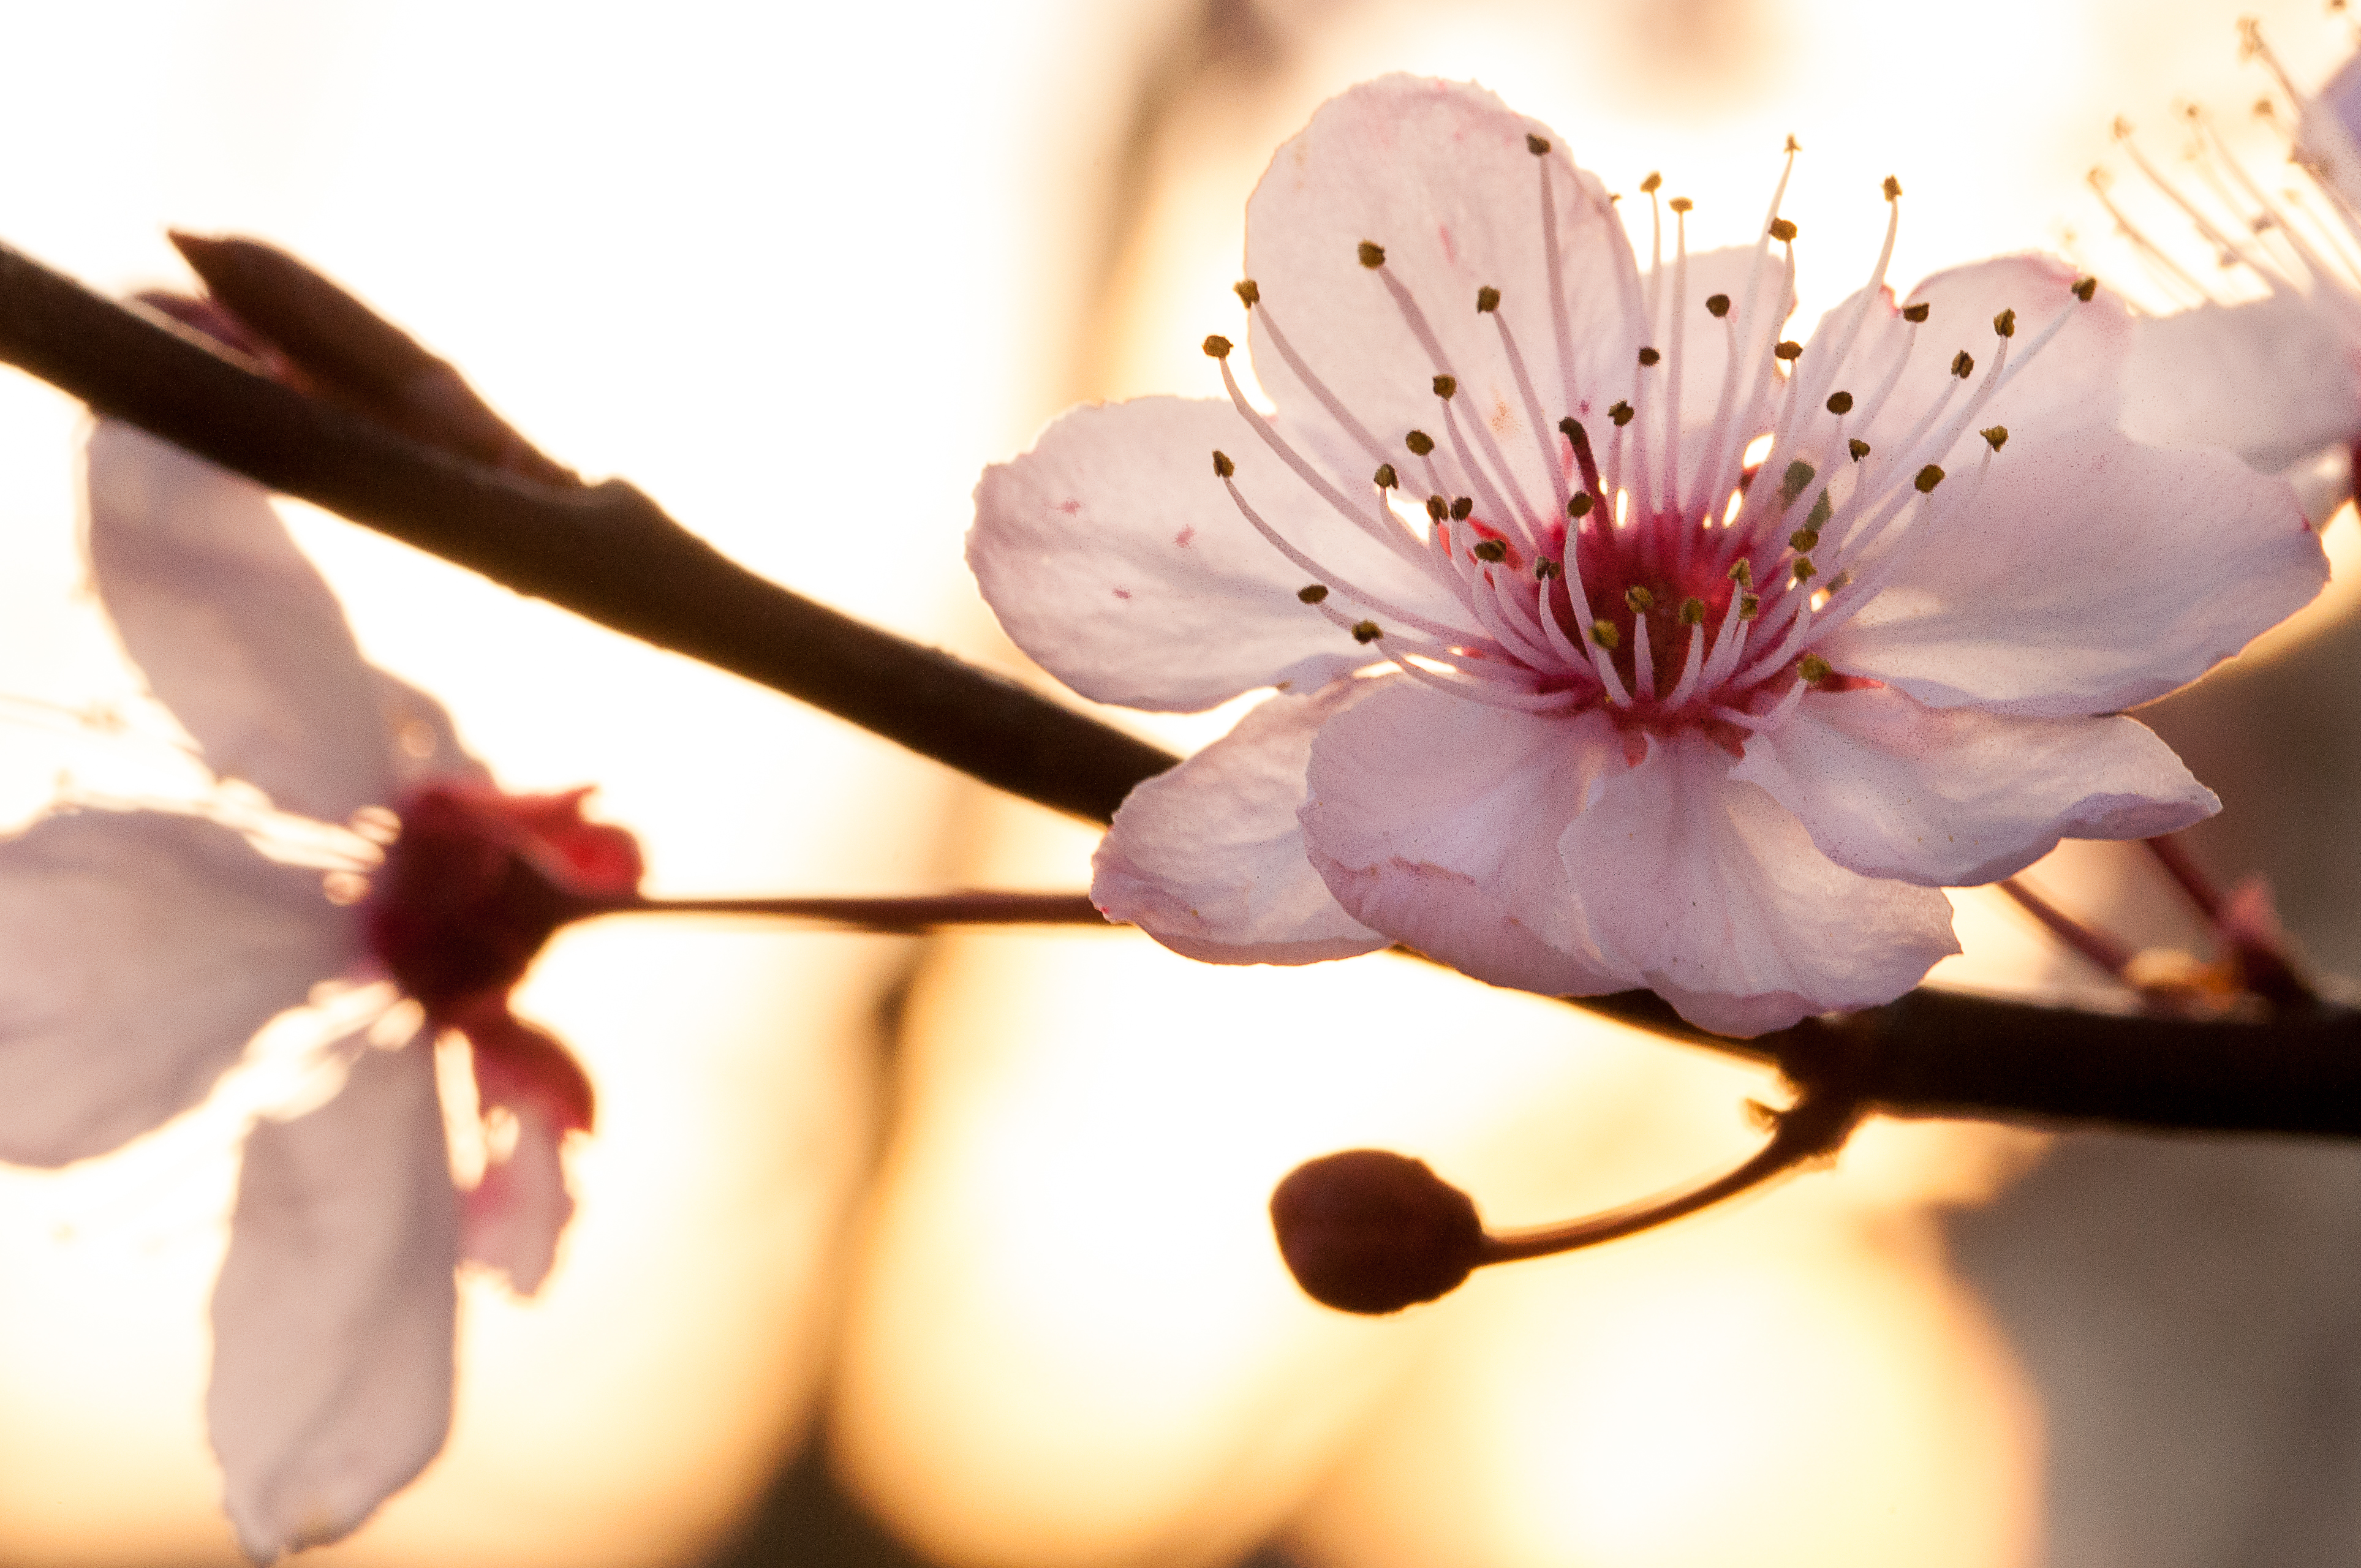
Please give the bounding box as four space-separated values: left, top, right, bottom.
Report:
1254 299 1399 470
1696 139 1800 522
1377 268 1542 531
1215 356 1429 564
1484 288 1573 517
1661 616 1709 708
1534 138 1583 426
1630 609 1657 699
1377 644 1583 714
1217 469 1490 647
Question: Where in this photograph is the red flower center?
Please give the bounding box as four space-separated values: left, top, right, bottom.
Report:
362 783 644 1020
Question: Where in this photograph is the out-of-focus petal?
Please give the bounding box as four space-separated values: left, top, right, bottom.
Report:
2299 52 2361 213
1244 76 1640 503
83 422 397 825
371 668 491 793
1300 681 1631 997
463 1011 584 1297
0 810 350 1167
1094 682 1387 965
1825 429 2325 716
1558 733 1957 1036
1733 689 2216 887
970 398 1448 711
2118 293 2361 481
208 1038 459 1562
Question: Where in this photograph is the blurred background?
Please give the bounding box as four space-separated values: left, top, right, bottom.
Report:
0 1 2357 1565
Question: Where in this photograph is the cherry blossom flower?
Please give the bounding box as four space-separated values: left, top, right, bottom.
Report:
2109 24 2361 523
0 422 629 1559
972 75 2327 1036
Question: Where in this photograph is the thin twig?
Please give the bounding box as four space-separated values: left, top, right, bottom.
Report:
1999 876 2137 979
587 890 1106 931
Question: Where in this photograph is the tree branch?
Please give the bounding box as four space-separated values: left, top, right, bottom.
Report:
5 236 2357 1140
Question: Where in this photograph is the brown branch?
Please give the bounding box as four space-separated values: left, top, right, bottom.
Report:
0 241 1174 826
7 235 2361 1139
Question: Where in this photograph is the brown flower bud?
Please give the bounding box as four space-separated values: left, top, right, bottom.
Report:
1269 1149 1485 1314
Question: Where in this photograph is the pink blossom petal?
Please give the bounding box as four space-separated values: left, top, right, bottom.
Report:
459 1012 589 1295
1299 680 1631 997
1733 688 2216 888
85 423 398 825
1824 429 2325 716
1557 732 1959 1037
971 397 1449 710
2299 52 2361 214
208 1038 458 1562
1093 682 1387 964
371 669 491 793
1851 255 2132 467
463 1099 575 1297
1244 76 1641 503
0 810 350 1167
2119 293 2361 481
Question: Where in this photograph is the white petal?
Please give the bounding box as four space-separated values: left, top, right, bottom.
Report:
463 1098 573 1297
1244 77 1641 504
1557 732 1958 1037
1299 680 1633 997
1826 428 2326 716
209 1038 459 1562
2118 293 2361 478
85 423 398 825
0 810 350 1167
1093 681 1388 964
1732 688 2216 887
970 398 1449 710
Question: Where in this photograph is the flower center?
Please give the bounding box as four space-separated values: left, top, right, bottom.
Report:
361 783 642 1014
1204 137 2093 741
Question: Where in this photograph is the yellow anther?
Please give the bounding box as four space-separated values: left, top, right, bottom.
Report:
1358 241 1386 268
1590 621 1622 650
1203 334 1233 358
1213 450 1235 478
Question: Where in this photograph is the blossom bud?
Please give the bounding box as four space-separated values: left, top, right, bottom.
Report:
1269 1150 1485 1314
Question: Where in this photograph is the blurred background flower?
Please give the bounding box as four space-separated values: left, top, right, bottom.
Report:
0 2 2356 1566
